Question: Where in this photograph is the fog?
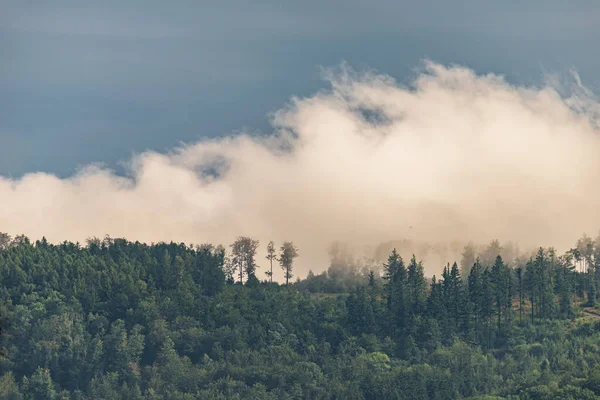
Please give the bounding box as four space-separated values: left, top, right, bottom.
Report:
2 61 600 279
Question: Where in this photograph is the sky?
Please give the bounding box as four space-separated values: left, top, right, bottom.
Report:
2 1 600 278
2 1 600 178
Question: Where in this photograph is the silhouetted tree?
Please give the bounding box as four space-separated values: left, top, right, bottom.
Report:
265 241 277 283
279 241 299 285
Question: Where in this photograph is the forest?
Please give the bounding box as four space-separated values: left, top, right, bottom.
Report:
2 233 600 399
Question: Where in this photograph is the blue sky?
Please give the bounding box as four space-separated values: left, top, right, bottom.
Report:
2 0 600 178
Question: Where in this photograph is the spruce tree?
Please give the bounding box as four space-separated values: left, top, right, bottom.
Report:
536 248 555 318
265 241 277 283
515 266 524 324
491 256 509 330
383 249 407 335
524 258 537 323
279 241 299 286
468 259 483 340
407 255 427 317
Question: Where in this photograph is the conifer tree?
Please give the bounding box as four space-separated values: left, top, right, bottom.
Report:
443 262 465 335
230 237 260 283
460 244 476 278
524 258 537 323
594 245 600 303
556 256 574 317
407 255 427 317
383 249 407 334
265 241 277 283
368 270 376 290
536 248 555 318
480 268 494 346
491 255 509 330
279 241 299 286
515 266 524 323
427 276 445 319
468 259 483 340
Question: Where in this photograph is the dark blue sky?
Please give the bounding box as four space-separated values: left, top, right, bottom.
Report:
2 0 599 177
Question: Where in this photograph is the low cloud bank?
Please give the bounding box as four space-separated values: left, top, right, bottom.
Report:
2 61 600 278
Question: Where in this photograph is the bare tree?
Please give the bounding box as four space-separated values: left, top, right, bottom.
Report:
279 241 299 286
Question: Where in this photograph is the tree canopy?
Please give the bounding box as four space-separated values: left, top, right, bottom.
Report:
1 234 600 399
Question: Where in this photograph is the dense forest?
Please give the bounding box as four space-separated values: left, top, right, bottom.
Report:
2 233 600 399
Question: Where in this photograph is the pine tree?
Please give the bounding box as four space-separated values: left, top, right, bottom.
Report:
515 266 524 323
588 275 597 307
556 257 574 317
481 268 494 347
491 255 509 330
443 262 465 336
279 241 299 286
481 240 503 268
468 259 483 341
504 262 514 324
460 244 476 278
265 241 277 283
525 258 537 323
368 270 376 290
595 246 600 303
407 255 427 317
230 237 260 284
346 287 376 335
536 248 555 318
427 275 445 319
383 249 405 283
383 249 407 335
23 368 56 400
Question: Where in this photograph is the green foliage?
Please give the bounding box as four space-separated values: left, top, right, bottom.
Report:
279 241 299 286
0 236 599 398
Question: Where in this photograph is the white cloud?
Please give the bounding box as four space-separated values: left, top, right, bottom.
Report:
2 62 599 278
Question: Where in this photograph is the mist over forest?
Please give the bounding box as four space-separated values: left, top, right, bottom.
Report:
2 43 600 400
3 230 600 398
2 62 600 282
4 0 600 396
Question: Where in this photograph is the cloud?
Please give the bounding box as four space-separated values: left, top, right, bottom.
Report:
2 61 600 278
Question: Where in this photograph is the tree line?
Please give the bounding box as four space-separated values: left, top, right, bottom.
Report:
1 233 600 398
226 237 298 286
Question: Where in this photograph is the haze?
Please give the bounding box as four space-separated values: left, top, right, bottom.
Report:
1 62 599 278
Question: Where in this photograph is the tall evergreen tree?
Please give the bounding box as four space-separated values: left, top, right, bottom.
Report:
491 255 509 330
265 241 277 283
383 249 407 335
279 241 299 286
443 262 465 336
230 237 260 284
368 270 376 290
407 255 427 317
480 268 494 347
460 244 476 278
515 266 524 323
536 248 555 318
346 287 376 335
481 240 503 268
556 255 574 317
468 259 483 340
524 258 537 323
427 275 445 320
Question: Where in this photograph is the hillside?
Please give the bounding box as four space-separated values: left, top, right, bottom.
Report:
1 237 600 399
